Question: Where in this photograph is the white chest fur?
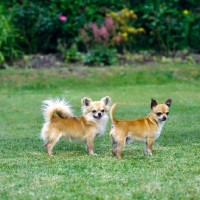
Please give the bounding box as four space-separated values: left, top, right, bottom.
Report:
99 118 108 135
85 114 108 137
155 121 165 140
95 115 109 136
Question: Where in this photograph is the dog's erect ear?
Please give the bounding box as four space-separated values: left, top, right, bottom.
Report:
151 99 158 109
165 97 172 107
81 97 92 106
101 96 111 105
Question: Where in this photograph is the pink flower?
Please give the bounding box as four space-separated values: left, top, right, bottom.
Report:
99 25 109 40
105 17 115 33
115 35 121 45
80 29 86 37
59 15 67 21
89 23 99 41
80 29 89 44
105 17 114 27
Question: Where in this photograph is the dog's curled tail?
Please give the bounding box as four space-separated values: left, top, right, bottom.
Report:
110 103 118 125
42 98 73 122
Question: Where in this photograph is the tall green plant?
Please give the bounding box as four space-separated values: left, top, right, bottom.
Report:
0 7 22 65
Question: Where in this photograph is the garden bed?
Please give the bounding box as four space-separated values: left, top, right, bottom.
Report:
7 51 200 69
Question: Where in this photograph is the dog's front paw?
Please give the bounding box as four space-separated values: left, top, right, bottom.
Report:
112 150 117 156
146 149 152 156
89 153 98 156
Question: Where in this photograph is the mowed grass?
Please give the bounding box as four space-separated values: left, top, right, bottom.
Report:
0 64 200 200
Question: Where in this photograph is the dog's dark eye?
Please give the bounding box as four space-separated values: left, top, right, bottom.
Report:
92 110 96 113
101 109 104 113
157 112 162 116
166 112 169 115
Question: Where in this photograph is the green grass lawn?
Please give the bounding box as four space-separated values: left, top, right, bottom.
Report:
0 64 200 199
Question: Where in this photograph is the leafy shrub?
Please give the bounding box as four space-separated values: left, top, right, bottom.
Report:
9 0 128 55
79 17 119 66
2 0 200 62
11 3 68 54
84 48 118 66
57 41 82 63
139 5 188 52
0 6 22 65
53 0 129 52
187 11 200 50
79 8 145 65
80 18 116 49
131 0 200 52
106 8 145 51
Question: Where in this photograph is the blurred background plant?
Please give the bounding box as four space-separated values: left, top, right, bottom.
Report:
83 47 118 66
131 0 200 53
106 8 145 52
79 17 119 66
11 2 67 54
79 8 145 66
0 6 23 67
0 0 200 66
138 4 194 54
57 40 82 63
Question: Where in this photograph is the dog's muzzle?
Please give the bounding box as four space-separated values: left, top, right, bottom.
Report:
94 112 102 119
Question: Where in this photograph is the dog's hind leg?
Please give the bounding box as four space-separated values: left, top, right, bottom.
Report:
116 139 125 160
44 141 49 152
41 126 50 153
111 136 118 156
46 133 62 156
109 125 118 156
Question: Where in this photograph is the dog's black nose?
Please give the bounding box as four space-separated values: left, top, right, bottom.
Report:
162 116 167 121
98 113 102 117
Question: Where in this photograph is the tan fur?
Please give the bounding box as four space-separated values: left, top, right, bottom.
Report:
109 98 172 160
41 96 111 156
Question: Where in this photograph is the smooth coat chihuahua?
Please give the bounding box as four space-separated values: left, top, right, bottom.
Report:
41 96 111 156
109 98 172 160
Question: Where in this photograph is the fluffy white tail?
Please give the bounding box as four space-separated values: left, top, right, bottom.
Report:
42 98 73 122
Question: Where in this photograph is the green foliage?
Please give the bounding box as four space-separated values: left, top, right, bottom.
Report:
2 0 200 59
187 12 200 50
79 8 145 64
0 6 22 65
79 17 120 66
57 41 82 63
132 0 200 51
8 0 127 55
106 8 145 49
145 4 186 51
11 2 66 54
84 47 118 66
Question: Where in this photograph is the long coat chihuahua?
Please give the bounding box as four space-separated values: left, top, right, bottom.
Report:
41 96 111 156
109 98 172 160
